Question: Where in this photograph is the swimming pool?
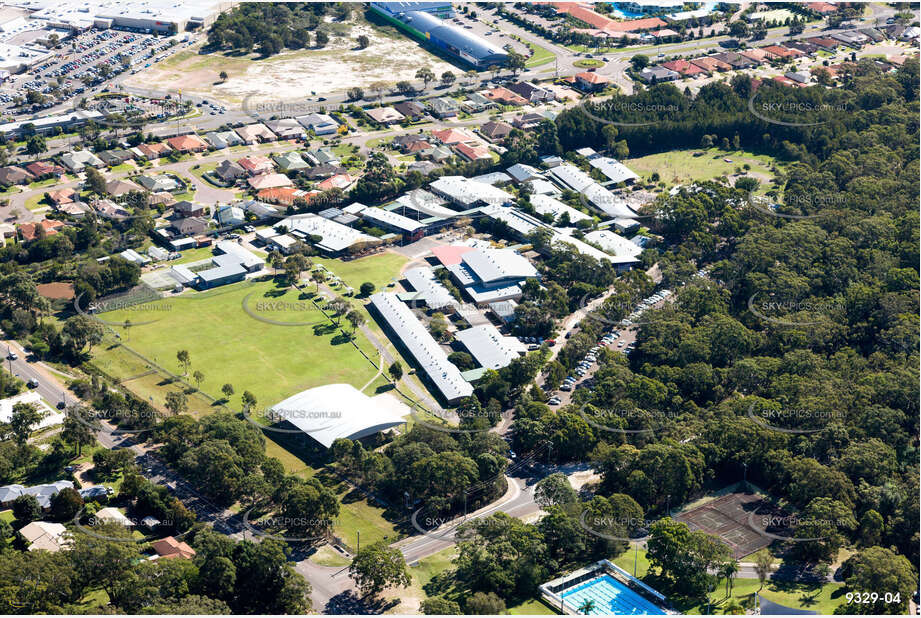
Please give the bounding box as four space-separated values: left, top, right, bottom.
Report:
560 574 666 615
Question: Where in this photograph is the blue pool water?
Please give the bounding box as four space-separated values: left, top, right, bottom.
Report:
560 574 665 615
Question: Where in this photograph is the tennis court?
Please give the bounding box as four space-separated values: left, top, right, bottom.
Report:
676 491 780 559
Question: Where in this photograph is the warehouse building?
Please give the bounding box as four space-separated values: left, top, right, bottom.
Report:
16 0 226 32
369 292 473 403
369 2 508 68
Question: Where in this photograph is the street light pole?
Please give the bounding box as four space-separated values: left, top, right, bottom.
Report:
356 529 360 556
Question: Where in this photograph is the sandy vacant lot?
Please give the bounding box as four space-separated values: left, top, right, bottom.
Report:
125 22 457 106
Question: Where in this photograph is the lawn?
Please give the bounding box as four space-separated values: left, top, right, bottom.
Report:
524 41 555 68
0 509 13 524
333 486 403 549
90 277 382 413
626 148 780 191
170 245 216 265
28 177 60 190
508 598 559 614
313 252 408 293
25 193 51 211
574 58 604 68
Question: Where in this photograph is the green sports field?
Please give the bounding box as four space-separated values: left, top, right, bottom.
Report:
92 277 382 411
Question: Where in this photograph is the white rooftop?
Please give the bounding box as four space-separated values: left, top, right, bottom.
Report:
403 266 457 310
281 214 374 253
429 175 513 208
530 193 592 223
270 383 407 449
370 293 473 402
455 323 524 370
462 248 538 285
589 157 639 184
362 207 424 233
584 229 644 259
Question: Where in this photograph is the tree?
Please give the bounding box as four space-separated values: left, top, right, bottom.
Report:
415 67 435 89
630 54 649 71
347 87 364 101
311 270 325 292
219 70 228 81
349 540 411 598
192 370 205 391
752 549 773 591
315 30 329 47
464 69 478 85
176 349 191 375
646 518 731 597
422 597 462 614
50 487 84 521
534 472 577 507
221 383 235 402
719 559 739 597
440 71 456 87
164 391 187 416
25 134 46 155
396 80 415 96
241 391 257 410
62 314 105 356
465 591 507 614
357 34 370 49
359 282 375 297
10 401 42 444
62 406 96 455
12 494 42 523
346 310 365 333
578 599 596 614
838 547 916 615
388 361 403 382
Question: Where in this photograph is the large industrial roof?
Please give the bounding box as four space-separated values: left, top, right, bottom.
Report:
281 214 374 253
461 248 538 285
455 324 524 370
362 207 425 233
270 384 407 449
429 176 513 208
589 157 639 184
370 293 472 402
547 163 596 193
402 10 507 63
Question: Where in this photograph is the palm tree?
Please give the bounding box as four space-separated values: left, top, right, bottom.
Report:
721 598 744 615
577 599 596 614
719 560 739 598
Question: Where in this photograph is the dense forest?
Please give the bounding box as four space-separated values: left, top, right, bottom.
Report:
206 3 353 56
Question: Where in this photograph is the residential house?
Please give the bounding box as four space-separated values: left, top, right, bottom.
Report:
404 139 432 155
273 151 309 172
461 92 496 113
166 134 208 153
392 134 430 152
0 166 34 186
662 59 707 76
134 141 172 160
150 536 197 560
19 521 69 552
25 160 64 179
303 164 348 180
215 204 245 227
513 112 548 129
234 123 276 144
418 145 453 163
506 81 554 103
393 100 426 121
407 160 439 175
305 147 340 166
573 71 609 92
95 507 133 527
238 155 275 176
428 97 460 119
831 31 868 48
98 149 134 166
690 56 732 73
105 178 143 197
93 198 130 220
761 45 803 59
173 200 208 218
204 130 243 149
248 173 293 191
806 1 837 14
453 142 492 162
784 40 820 56
0 481 73 509
366 106 405 125
256 186 315 206
738 48 771 64
431 128 475 145
316 173 353 192
805 37 840 50
482 86 528 106
264 118 307 140
135 174 180 193
480 120 513 142
296 113 338 135
47 187 76 206
711 51 757 69
18 219 65 241
239 199 279 220
171 216 209 237
214 159 246 184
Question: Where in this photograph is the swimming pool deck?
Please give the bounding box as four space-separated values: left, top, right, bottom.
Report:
540 560 676 616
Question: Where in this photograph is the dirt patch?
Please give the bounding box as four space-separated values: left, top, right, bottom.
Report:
126 23 457 107
37 281 75 300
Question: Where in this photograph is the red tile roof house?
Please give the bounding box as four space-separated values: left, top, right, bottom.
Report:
690 56 733 73
150 536 196 560
761 45 804 59
738 48 771 64
573 71 610 92
806 37 840 50
166 134 209 153
482 87 528 106
317 174 354 192
807 2 838 14
47 188 76 206
431 128 476 145
19 219 66 242
25 161 65 179
453 142 492 163
662 59 707 77
136 142 173 160
257 187 317 206
237 155 275 176
248 173 293 191
405 140 432 154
